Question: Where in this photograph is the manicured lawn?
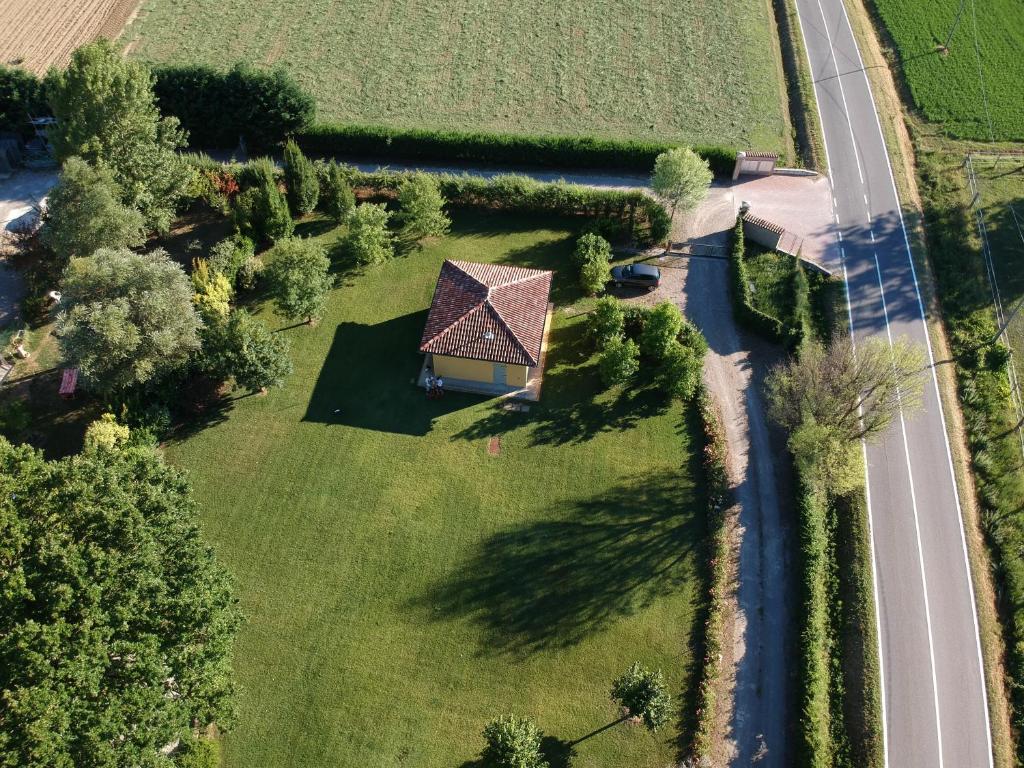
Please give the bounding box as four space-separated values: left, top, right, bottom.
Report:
164 211 709 768
872 0 1024 140
123 0 792 156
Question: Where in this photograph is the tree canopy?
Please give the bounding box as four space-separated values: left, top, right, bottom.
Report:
57 247 201 394
651 147 713 225
0 438 240 768
282 139 319 216
46 40 191 233
41 157 145 265
609 661 673 731
205 309 293 392
481 715 548 768
396 172 450 239
264 237 333 324
344 203 395 265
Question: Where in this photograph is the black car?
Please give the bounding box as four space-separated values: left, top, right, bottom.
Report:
610 263 661 291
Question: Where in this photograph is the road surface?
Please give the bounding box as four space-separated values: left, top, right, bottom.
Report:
792 0 993 765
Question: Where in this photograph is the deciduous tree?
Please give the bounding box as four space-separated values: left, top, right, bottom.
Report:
265 237 332 324
599 336 640 387
658 341 702 400
58 247 201 394
481 715 548 768
0 438 240 768
573 233 612 296
651 147 712 227
396 172 450 239
344 203 395 265
588 296 625 349
610 662 673 732
639 301 683 360
205 309 292 392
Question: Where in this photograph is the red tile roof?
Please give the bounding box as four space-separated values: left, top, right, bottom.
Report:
419 260 553 366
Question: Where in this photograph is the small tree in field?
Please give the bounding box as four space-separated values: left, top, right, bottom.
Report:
344 203 395 265
658 342 702 400
639 301 683 360
265 237 332 325
396 172 450 239
651 147 712 228
319 160 355 223
610 662 673 732
282 139 319 216
599 336 640 387
588 296 625 349
42 157 145 266
481 715 548 768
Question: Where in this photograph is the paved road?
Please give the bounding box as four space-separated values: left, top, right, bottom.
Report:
792 0 992 765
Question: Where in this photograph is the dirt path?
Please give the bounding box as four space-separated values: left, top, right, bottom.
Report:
659 200 794 766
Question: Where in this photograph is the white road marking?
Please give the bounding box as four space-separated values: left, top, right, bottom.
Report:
834 0 995 762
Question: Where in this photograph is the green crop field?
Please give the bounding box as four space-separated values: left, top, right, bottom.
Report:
163 210 709 768
122 0 793 155
872 0 1024 140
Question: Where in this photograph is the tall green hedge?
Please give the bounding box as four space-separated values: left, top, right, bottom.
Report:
296 123 736 176
0 65 46 138
728 219 787 341
151 63 315 151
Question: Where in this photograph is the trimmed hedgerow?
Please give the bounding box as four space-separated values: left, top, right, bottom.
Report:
728 218 787 342
296 123 736 176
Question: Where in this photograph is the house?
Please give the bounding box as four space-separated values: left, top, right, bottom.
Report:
419 260 553 400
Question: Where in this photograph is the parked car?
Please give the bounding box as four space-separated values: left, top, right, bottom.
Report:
610 263 661 291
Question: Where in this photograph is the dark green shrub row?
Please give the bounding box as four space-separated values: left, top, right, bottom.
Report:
728 219 787 342
151 63 315 152
296 123 736 176
691 386 732 760
345 168 671 246
917 151 1024 761
0 65 47 138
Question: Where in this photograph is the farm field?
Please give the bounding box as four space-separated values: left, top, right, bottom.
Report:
122 0 793 156
163 210 709 768
0 0 140 74
872 0 1024 140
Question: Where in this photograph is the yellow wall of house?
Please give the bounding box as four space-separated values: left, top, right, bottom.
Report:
433 355 530 386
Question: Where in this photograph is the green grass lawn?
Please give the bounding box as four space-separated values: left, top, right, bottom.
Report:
122 0 792 156
164 211 709 768
872 0 1024 140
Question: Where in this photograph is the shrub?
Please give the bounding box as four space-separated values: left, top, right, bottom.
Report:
265 237 332 324
0 398 31 439
396 172 450 239
588 296 625 349
572 233 611 296
232 159 293 244
481 715 548 768
283 139 319 216
174 735 220 768
152 63 315 151
610 662 674 731
317 159 355 223
344 203 395 265
204 309 292 392
599 336 640 387
639 301 684 360
0 65 47 138
658 342 702 401
82 413 131 452
208 235 255 286
237 254 264 291
191 258 233 322
296 123 736 175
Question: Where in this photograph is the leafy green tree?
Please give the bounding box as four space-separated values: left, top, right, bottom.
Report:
0 65 47 136
765 334 926 442
396 172 450 239
319 160 356 223
282 139 319 216
344 203 395 265
46 40 191 232
41 157 145 266
232 160 293 244
788 418 863 495
0 438 240 768
82 412 131 452
573 233 612 296
639 301 683 360
58 247 201 394
481 715 548 768
657 341 702 400
205 309 292 392
599 336 640 387
208 235 255 286
610 662 673 731
265 237 332 324
651 147 713 227
588 296 625 349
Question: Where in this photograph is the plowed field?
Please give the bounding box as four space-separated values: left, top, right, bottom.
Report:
0 0 140 74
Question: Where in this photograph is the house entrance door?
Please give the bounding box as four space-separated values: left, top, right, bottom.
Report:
493 363 507 385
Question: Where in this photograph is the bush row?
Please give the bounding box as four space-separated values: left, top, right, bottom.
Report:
917 151 1024 760
728 219 787 341
343 168 671 246
296 123 737 176
0 65 47 138
691 386 732 760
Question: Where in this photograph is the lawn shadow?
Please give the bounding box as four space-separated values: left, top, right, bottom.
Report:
293 216 337 239
410 471 704 657
303 310 476 435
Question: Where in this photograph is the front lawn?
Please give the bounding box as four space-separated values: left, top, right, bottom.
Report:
164 210 708 768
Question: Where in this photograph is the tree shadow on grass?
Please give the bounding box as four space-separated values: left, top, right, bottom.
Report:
303 311 476 435
410 472 704 657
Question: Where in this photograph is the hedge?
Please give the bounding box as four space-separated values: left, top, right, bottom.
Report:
296 123 737 176
691 386 732 760
151 63 315 152
0 65 46 138
728 218 787 342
